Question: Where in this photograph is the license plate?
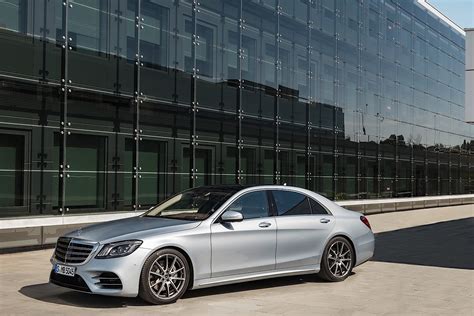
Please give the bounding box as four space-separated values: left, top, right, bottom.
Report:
54 263 76 277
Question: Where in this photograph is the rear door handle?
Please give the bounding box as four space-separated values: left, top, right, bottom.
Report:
259 222 272 228
320 218 331 224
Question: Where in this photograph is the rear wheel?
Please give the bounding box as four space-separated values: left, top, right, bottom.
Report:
139 248 190 304
318 237 354 282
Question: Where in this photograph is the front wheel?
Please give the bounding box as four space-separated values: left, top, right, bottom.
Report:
318 237 354 282
139 248 190 304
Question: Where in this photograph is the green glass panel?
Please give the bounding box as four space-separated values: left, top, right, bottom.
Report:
0 133 24 206
65 134 106 208
139 139 167 205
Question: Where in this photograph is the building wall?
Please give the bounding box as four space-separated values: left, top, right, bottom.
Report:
0 0 472 218
466 29 474 123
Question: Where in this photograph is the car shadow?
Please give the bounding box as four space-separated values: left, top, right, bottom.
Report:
19 273 334 308
19 283 143 308
182 273 331 299
372 217 474 270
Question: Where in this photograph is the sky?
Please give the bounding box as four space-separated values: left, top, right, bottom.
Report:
428 0 474 29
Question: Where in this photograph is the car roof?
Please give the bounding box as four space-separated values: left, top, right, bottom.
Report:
191 185 251 194
195 185 331 202
193 184 304 193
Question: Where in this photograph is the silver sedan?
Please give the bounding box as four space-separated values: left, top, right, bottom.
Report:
50 185 374 304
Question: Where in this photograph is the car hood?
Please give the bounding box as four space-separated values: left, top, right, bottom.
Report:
65 216 200 243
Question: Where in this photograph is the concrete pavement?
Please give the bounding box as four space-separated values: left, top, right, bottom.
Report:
0 204 473 315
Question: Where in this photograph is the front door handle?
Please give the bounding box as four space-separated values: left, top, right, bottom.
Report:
259 222 272 228
320 218 331 224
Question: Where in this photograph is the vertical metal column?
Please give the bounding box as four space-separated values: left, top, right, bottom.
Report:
376 3 382 198
237 0 244 184
334 1 340 199
189 0 198 188
306 1 313 190
38 0 49 214
275 1 282 185
133 0 142 210
58 0 71 215
435 118 440 195
394 3 400 197
424 149 429 196
356 0 363 199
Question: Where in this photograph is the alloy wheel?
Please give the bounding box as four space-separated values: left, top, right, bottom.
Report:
148 253 186 300
327 240 352 278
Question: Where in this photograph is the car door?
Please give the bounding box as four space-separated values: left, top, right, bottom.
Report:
210 190 276 278
271 190 335 270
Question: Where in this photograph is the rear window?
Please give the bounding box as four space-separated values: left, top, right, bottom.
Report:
272 190 312 216
309 198 329 215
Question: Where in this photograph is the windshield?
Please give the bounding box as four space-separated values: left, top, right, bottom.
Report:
143 187 239 221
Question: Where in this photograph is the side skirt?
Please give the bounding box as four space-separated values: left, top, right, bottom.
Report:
192 265 320 289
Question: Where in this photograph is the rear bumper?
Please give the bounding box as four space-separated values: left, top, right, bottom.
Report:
354 231 375 266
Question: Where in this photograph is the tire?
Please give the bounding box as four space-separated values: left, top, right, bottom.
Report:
318 236 354 282
139 248 191 305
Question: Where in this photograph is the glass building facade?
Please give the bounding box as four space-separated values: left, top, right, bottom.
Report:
0 0 472 218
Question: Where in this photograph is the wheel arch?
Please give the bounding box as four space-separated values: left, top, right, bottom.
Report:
144 245 195 290
326 233 357 266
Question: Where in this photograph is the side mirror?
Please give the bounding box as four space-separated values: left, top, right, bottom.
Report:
221 210 243 223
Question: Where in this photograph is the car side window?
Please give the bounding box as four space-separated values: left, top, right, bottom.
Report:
272 190 311 216
309 198 329 215
226 191 269 220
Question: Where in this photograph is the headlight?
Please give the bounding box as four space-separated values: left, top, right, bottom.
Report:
96 240 142 259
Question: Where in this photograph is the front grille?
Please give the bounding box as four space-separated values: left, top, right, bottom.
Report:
54 237 95 264
93 272 123 290
50 270 91 292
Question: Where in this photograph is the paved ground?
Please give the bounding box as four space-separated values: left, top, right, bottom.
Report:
0 205 473 316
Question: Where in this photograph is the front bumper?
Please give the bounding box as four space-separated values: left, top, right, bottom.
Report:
49 247 150 297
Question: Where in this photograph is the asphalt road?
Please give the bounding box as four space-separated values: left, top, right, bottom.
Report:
1 204 473 315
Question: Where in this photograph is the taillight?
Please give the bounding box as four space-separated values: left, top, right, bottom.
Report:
360 216 371 230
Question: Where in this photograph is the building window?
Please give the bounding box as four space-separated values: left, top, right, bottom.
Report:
0 131 26 208
183 19 216 78
68 0 110 54
59 133 106 210
196 22 216 78
140 0 169 70
0 0 27 33
138 139 167 206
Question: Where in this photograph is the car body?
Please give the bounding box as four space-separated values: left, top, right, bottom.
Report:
50 185 374 304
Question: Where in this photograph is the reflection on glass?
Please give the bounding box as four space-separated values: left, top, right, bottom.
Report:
0 0 472 218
